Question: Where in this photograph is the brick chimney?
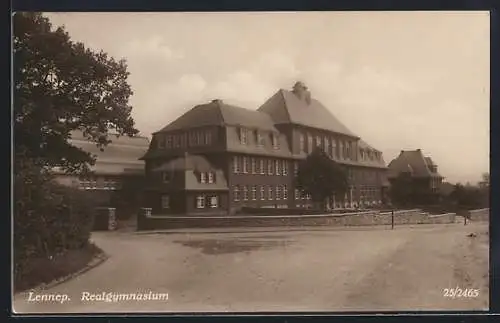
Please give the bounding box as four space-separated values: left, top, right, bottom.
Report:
292 81 312 105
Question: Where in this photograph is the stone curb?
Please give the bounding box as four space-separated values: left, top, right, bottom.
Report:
19 251 109 294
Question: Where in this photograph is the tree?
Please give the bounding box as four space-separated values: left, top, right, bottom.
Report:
295 147 348 210
388 172 414 207
14 12 138 174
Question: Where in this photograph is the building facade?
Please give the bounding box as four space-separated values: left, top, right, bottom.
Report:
53 130 150 216
387 149 444 204
140 82 388 216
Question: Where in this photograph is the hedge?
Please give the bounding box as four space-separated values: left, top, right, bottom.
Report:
14 160 98 285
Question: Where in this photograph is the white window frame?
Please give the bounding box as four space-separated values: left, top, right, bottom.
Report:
275 160 280 175
268 186 273 200
294 188 300 200
200 172 207 183
307 134 313 153
251 158 256 174
209 195 218 208
243 157 249 174
276 185 282 200
243 186 249 201
268 159 273 175
260 186 265 200
251 186 257 200
283 185 288 200
233 186 240 201
240 128 247 145
316 135 321 147
208 172 215 183
272 133 279 149
161 195 170 209
196 195 205 209
260 159 265 175
282 160 288 176
233 156 240 174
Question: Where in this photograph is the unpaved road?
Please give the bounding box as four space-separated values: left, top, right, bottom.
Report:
13 222 489 313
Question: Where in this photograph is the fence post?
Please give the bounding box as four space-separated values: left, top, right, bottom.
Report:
391 209 394 230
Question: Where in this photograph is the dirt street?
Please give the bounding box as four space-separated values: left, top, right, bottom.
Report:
13 222 489 313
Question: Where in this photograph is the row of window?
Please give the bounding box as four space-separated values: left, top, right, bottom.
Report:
233 156 289 176
298 133 382 162
162 171 217 184
157 130 213 149
239 127 279 149
79 177 120 190
233 185 292 201
160 194 219 209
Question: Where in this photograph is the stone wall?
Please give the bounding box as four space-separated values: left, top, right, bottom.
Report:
467 208 489 222
137 208 456 231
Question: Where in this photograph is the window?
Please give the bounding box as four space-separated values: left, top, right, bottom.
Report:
339 141 343 159
208 172 215 183
233 156 240 174
295 188 300 200
161 195 170 209
299 133 305 152
200 172 207 183
255 130 264 146
332 138 337 158
209 195 218 208
243 186 249 201
283 185 288 200
103 177 118 190
316 135 321 147
158 135 165 149
360 149 365 160
240 128 247 145
196 132 203 145
324 137 330 155
196 195 205 208
173 135 180 148
251 186 257 200
268 186 273 200
271 133 279 149
233 186 240 201
260 159 265 174
268 159 273 175
306 193 311 200
276 185 282 200
275 160 280 175
307 134 313 153
282 160 288 176
260 186 265 200
165 135 172 148
243 157 249 173
162 172 171 183
188 132 196 146
205 131 212 145
180 133 187 147
294 161 299 176
251 158 256 174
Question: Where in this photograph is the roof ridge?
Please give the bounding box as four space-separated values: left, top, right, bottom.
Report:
278 89 292 123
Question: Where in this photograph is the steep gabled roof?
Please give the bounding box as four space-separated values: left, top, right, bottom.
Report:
357 140 386 168
387 149 442 179
257 86 358 137
156 99 277 133
59 130 149 175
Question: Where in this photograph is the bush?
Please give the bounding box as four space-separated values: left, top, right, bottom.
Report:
14 160 98 285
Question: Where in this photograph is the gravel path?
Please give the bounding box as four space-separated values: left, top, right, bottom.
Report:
13 222 489 313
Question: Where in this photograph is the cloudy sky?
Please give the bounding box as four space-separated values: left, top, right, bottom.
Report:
45 11 489 184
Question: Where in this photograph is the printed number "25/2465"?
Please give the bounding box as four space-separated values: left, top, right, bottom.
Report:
443 287 479 298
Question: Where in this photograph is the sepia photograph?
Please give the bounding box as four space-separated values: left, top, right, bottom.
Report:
12 11 490 313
